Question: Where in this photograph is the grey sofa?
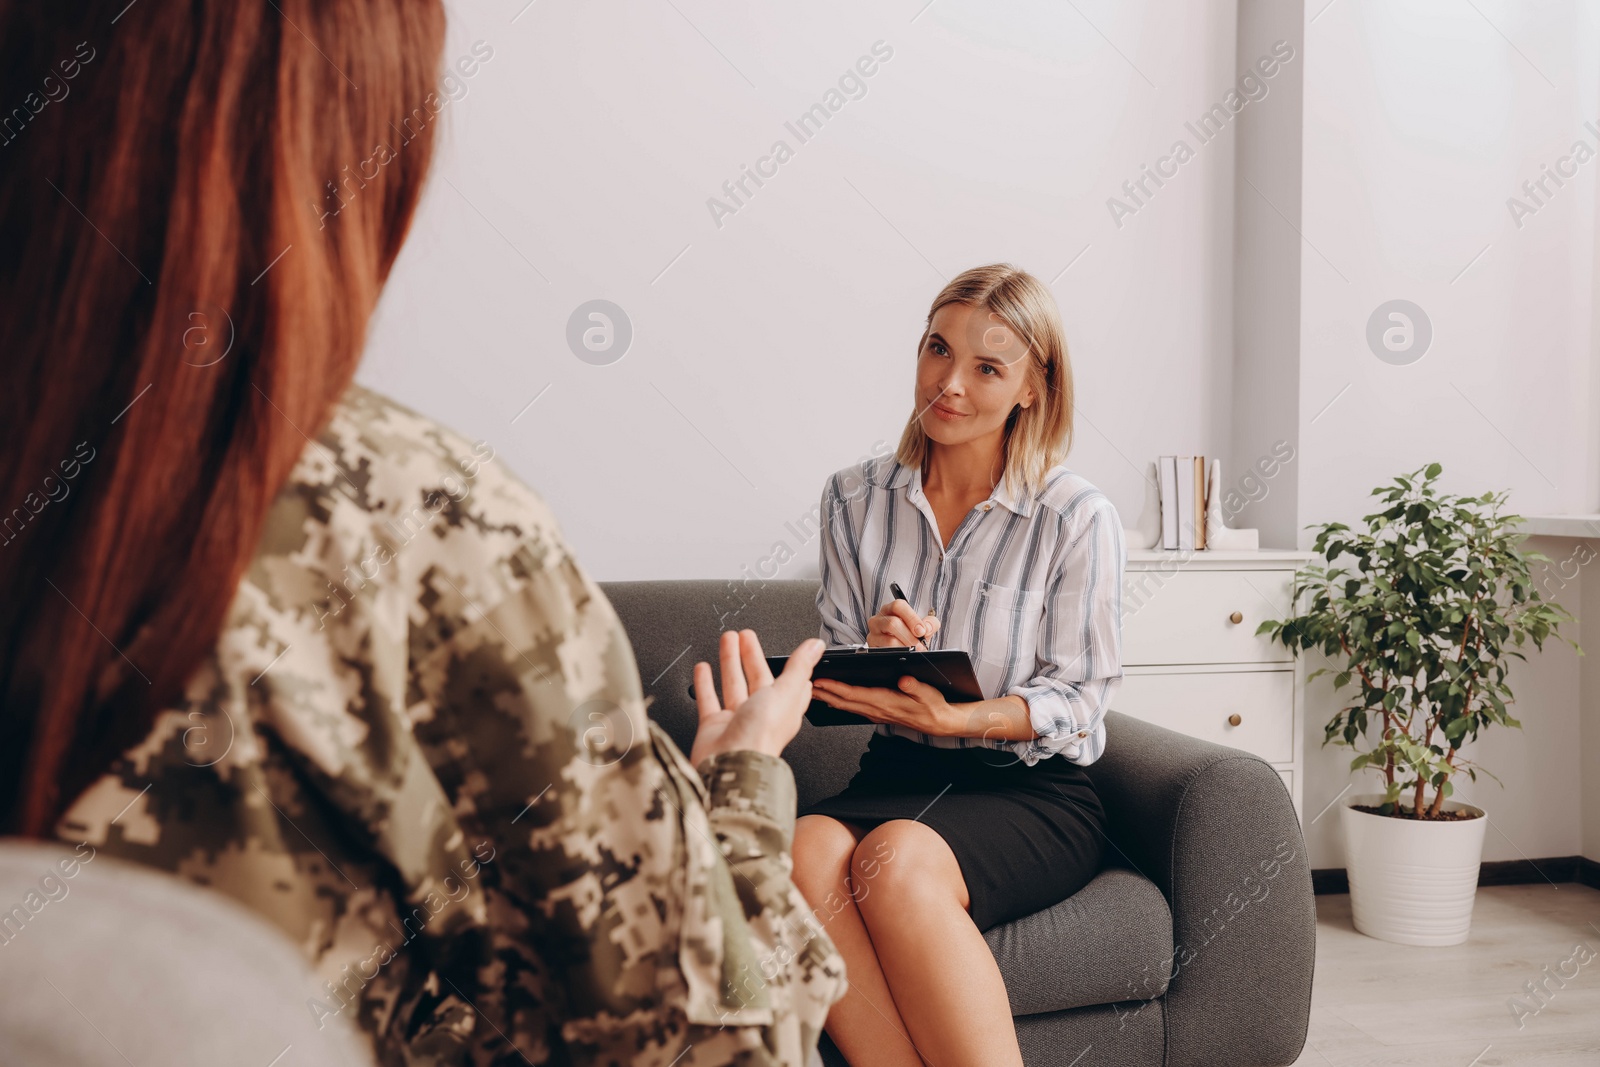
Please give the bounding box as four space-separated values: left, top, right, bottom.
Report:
602 579 1315 1067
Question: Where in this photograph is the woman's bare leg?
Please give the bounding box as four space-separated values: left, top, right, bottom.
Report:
792 815 927 1067
853 820 1023 1067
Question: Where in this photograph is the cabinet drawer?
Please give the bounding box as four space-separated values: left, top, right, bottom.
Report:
1114 670 1293 763
1121 569 1294 666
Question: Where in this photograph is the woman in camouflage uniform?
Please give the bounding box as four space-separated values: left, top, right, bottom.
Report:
0 2 846 1064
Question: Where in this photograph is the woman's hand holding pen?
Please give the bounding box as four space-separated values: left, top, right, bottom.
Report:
830 583 1043 741
866 596 940 651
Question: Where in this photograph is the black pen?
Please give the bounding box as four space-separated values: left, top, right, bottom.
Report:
889 583 934 648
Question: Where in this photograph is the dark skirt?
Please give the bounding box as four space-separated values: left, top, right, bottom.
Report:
798 732 1107 932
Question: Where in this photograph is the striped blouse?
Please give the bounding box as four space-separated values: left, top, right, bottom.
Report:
816 455 1125 766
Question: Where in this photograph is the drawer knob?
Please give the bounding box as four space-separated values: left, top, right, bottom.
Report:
1228 611 1244 624
1227 713 1242 727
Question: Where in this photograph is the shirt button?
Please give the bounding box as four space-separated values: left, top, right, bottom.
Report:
1077 731 1088 738
982 503 993 511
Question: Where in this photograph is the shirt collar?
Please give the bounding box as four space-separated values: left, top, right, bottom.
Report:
989 473 1035 517
894 461 1035 518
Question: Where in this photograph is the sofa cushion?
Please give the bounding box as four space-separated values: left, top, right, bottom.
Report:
985 865 1174 1016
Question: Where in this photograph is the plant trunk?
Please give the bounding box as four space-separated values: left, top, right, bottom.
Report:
1381 711 1394 785
1412 779 1425 818
1426 754 1458 818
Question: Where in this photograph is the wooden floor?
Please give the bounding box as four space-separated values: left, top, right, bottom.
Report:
1290 883 1600 1066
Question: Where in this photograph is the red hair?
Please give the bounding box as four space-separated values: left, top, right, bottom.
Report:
0 0 446 834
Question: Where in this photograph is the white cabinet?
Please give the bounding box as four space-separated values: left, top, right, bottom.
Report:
1117 549 1312 820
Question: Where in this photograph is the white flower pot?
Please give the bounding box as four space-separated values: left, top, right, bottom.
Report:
1340 791 1488 946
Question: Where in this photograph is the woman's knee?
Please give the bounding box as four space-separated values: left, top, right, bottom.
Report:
851 820 966 910
793 815 859 890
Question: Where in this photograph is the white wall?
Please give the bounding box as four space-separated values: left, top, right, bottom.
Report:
359 0 1245 580
1297 0 1600 525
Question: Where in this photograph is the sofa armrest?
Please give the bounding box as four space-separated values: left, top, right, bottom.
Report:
1085 712 1314 1067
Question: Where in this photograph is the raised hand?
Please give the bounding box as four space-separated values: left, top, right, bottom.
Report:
689 630 825 765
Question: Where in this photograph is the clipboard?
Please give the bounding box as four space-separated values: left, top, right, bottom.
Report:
773 646 984 728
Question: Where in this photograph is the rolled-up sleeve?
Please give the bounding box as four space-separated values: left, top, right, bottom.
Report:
816 474 868 646
1006 499 1125 766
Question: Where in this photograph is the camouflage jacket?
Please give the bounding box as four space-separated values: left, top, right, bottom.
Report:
55 385 847 1066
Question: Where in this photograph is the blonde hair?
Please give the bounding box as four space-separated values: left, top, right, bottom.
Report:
895 263 1074 498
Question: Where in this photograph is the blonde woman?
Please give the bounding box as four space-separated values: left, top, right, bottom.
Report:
792 264 1126 1067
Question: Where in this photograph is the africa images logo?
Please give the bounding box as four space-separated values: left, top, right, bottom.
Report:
1365 300 1432 366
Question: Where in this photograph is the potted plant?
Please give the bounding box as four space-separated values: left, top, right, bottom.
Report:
1261 463 1579 946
